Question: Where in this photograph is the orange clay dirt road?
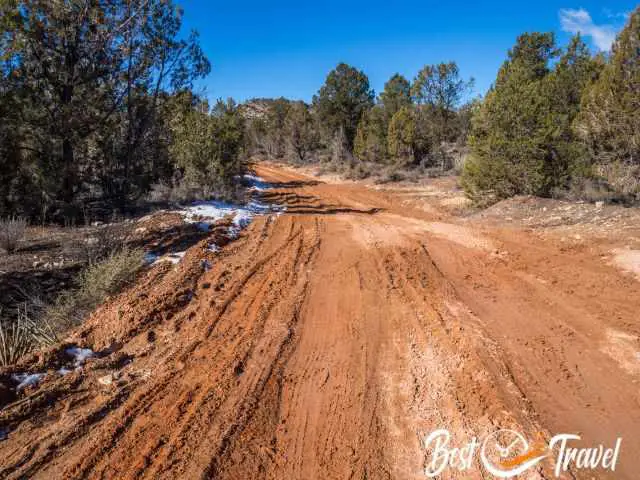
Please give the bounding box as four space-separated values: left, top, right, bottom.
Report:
1 163 640 479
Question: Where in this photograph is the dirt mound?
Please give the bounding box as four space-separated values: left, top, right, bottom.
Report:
475 195 640 242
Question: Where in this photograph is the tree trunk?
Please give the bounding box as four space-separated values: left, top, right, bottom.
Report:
62 137 75 204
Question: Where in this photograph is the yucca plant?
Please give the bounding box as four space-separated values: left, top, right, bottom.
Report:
19 303 59 347
0 313 32 367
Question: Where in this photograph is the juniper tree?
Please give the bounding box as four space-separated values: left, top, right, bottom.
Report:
313 63 374 152
380 74 412 120
354 106 387 163
387 107 416 165
576 7 640 196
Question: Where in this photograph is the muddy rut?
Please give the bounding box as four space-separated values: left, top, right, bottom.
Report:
1 164 639 479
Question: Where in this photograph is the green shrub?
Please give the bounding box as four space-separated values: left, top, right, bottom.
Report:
45 247 145 335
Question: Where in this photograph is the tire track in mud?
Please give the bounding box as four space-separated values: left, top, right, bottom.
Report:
1 164 638 479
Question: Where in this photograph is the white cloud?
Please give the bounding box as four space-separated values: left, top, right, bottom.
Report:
559 8 617 51
602 8 631 20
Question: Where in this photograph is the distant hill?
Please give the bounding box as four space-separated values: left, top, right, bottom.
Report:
238 98 276 120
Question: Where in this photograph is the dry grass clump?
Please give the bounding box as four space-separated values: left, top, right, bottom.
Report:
0 313 31 367
0 217 27 253
0 247 145 366
46 247 145 333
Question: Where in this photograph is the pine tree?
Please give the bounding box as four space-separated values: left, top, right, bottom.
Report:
0 0 210 219
380 74 411 120
313 63 375 152
576 7 640 199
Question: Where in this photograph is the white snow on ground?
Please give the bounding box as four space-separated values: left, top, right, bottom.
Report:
149 251 186 265
179 198 279 231
166 251 186 264
11 373 45 391
179 177 284 240
66 347 95 367
9 349 95 393
243 173 272 191
195 222 211 232
144 252 159 264
146 174 284 266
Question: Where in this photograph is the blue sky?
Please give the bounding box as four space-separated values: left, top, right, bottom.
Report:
179 1 635 103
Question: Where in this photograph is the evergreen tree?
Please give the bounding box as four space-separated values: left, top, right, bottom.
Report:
388 107 416 165
0 0 210 219
169 97 245 197
463 33 566 201
284 102 319 163
354 106 387 162
576 7 640 199
411 62 473 143
263 98 291 158
380 74 412 120
313 63 374 152
542 34 603 188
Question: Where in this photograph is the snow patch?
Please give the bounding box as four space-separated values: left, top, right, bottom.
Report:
145 174 286 262
180 198 284 243
195 222 211 232
11 373 45 391
66 347 95 367
180 199 276 226
144 252 159 265
166 251 186 264
243 174 272 191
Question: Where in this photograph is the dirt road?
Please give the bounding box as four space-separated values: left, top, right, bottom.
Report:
1 164 639 479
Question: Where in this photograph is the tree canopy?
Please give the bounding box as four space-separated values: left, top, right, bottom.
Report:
313 63 375 151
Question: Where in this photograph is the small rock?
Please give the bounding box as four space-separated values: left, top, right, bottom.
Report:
98 374 113 386
595 201 604 209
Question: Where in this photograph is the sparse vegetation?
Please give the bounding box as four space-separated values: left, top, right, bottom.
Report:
0 246 145 365
242 8 640 205
0 217 27 253
0 312 31 367
45 247 145 335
